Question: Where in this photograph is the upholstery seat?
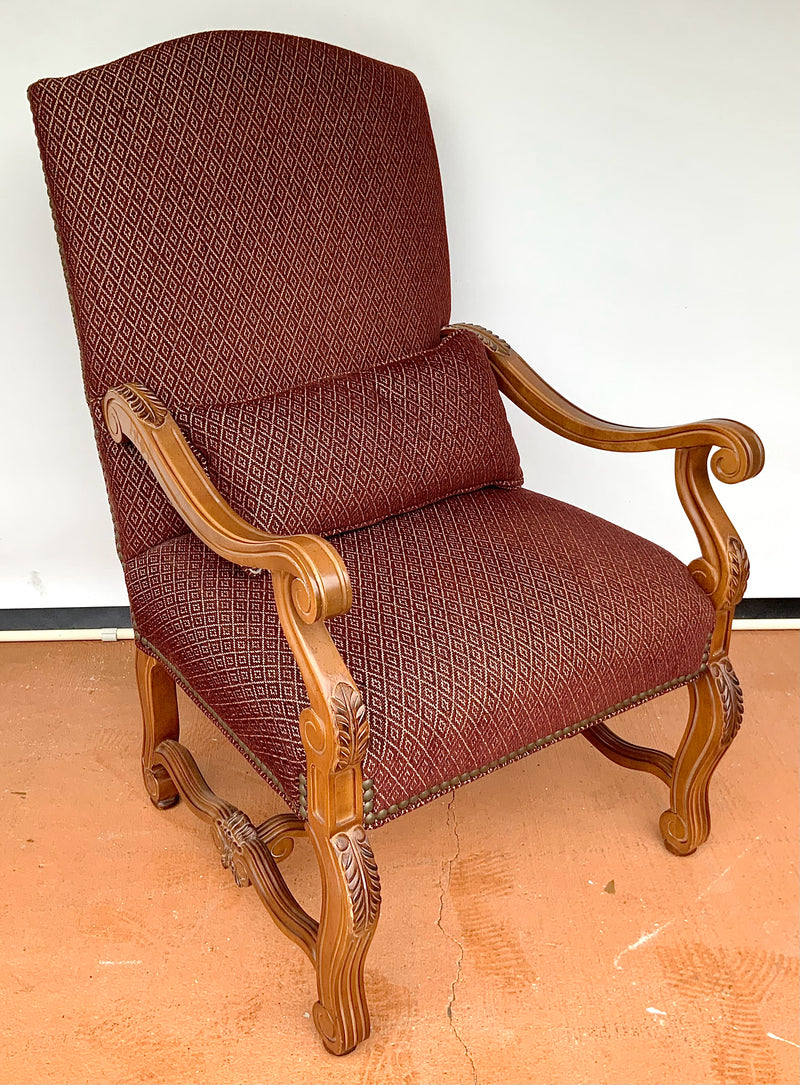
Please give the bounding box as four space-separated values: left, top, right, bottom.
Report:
127 485 715 825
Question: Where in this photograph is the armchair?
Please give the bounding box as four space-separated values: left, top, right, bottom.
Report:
29 31 763 1055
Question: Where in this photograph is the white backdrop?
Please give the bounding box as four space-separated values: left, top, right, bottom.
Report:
1 0 797 608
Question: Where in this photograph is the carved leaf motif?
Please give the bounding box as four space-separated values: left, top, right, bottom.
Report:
117 382 168 427
213 809 259 888
333 828 381 933
711 659 744 746
724 537 750 607
332 683 368 769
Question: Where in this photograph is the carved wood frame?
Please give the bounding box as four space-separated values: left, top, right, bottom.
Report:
446 323 762 855
102 325 762 1051
104 385 379 1055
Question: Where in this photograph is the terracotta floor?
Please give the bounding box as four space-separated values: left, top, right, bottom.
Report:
1 631 797 1085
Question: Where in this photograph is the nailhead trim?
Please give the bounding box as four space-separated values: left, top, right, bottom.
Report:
137 630 712 831
362 636 712 828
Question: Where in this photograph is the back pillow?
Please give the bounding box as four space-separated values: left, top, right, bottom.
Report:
176 328 523 538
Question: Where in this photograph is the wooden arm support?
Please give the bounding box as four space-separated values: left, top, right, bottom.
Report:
104 380 379 1054
446 323 764 627
102 383 351 623
446 324 764 485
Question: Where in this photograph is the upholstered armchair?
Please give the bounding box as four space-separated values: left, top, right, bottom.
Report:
29 31 762 1055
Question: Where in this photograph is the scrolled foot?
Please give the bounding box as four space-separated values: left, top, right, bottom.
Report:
659 808 702 856
312 1001 354 1056
142 763 179 809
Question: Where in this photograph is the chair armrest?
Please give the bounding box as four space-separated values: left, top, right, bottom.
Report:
102 383 351 623
445 324 764 484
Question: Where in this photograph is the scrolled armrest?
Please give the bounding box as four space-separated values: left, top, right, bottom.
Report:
102 383 351 623
445 324 764 484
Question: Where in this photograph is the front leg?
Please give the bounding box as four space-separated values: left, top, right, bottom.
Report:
309 819 380 1053
273 574 381 1055
658 446 750 854
660 657 743 855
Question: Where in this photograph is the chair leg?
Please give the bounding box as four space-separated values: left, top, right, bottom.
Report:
659 657 743 856
135 645 180 809
307 823 381 1055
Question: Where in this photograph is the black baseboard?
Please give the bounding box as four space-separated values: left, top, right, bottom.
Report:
0 606 132 630
0 598 797 631
733 598 799 620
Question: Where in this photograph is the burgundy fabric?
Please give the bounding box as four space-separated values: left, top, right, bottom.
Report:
126 487 715 825
174 328 522 537
29 31 451 559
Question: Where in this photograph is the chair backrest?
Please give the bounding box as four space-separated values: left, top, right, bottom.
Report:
30 31 451 559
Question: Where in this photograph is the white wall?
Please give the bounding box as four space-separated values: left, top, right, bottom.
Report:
1 0 797 607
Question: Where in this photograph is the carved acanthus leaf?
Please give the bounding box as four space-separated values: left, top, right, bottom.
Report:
333 828 381 933
115 382 168 427
724 536 750 608
332 683 368 769
710 658 744 746
212 809 259 888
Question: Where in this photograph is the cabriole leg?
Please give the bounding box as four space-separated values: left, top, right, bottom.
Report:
659 658 742 856
135 645 180 809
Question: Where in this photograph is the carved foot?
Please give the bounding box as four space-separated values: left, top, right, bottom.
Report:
660 659 742 856
135 647 180 808
309 825 381 1055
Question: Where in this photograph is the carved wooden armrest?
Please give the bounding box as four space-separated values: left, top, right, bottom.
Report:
102 383 350 623
109 379 379 1052
446 324 764 631
446 324 764 484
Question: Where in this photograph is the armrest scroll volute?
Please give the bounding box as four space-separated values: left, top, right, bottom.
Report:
102 382 351 623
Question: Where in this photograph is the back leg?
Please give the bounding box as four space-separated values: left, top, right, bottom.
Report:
135 645 180 808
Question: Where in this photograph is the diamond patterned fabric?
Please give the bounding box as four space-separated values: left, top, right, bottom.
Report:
126 487 715 826
29 30 451 559
174 328 522 537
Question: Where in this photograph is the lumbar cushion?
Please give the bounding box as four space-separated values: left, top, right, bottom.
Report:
176 328 523 537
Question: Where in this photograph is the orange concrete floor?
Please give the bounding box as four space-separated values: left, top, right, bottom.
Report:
1 630 797 1085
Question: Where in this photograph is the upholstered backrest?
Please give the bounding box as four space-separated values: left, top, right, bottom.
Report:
29 31 451 558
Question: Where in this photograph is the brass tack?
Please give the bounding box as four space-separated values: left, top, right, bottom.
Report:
388 804 399 815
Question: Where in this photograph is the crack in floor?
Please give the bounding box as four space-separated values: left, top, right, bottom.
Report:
435 793 478 1085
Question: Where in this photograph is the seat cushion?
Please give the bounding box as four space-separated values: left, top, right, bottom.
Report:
173 328 522 537
125 487 715 826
